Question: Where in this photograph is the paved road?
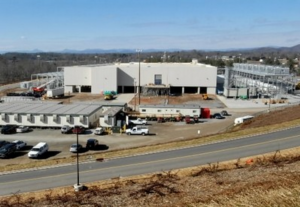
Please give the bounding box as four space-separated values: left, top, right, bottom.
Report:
1 126 300 196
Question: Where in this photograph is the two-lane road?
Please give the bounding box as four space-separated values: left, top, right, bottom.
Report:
1 126 300 196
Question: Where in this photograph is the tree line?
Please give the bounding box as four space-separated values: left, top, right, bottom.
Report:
0 50 299 84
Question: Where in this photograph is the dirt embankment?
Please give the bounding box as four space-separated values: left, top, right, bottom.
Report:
2 149 300 207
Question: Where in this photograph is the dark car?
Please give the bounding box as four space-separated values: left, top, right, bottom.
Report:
212 113 225 119
0 143 16 158
72 125 86 134
0 140 9 148
1 125 18 134
86 139 99 150
220 110 231 116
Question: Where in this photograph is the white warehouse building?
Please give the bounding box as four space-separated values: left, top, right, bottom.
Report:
0 102 126 128
63 60 217 95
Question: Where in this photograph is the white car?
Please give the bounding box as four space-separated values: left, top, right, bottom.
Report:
70 143 83 153
16 126 30 133
12 140 27 150
94 127 104 135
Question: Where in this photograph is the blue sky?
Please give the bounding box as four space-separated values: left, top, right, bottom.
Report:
1 0 300 52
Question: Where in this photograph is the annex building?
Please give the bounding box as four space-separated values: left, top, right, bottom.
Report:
63 60 217 95
0 102 127 128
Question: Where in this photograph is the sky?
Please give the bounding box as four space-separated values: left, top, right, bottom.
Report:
1 0 300 52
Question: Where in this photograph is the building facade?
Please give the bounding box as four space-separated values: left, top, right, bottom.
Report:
63 61 217 95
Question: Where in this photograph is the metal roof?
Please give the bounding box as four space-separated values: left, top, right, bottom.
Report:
99 107 123 117
0 102 102 116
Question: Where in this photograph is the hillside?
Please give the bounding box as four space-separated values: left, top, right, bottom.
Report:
2 105 300 206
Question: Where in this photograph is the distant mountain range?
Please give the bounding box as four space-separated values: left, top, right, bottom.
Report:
1 44 300 54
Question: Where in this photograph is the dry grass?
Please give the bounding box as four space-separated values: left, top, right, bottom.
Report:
2 148 300 206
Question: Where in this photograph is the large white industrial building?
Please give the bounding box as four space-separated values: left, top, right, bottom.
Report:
63 60 217 95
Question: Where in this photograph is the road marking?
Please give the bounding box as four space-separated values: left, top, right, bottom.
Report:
1 133 299 185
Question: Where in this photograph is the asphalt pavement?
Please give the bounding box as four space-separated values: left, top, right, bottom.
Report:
1 126 300 195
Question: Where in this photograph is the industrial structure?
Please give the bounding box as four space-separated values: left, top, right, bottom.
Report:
0 102 127 128
223 63 297 98
62 60 217 96
20 70 64 91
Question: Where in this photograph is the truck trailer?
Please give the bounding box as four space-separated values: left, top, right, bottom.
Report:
47 88 64 98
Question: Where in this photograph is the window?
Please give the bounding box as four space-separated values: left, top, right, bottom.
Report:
154 74 162 85
176 110 180 113
157 110 161 112
142 109 146 112
192 110 197 113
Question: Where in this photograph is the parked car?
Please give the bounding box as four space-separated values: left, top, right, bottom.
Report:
16 126 30 133
94 127 104 135
1 125 17 134
28 142 49 158
86 139 99 150
0 140 9 148
69 143 83 153
212 113 225 119
0 143 16 158
72 125 86 134
12 140 27 150
125 126 149 135
220 110 231 116
129 118 147 125
61 125 73 134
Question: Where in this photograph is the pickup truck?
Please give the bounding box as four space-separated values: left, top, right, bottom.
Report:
125 127 149 136
129 118 147 125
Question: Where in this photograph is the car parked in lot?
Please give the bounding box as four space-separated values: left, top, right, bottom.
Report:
61 125 73 134
72 125 86 134
0 143 16 158
12 140 27 150
0 140 9 148
69 143 83 153
220 110 231 116
28 142 49 158
126 126 149 135
94 127 104 135
16 126 30 133
86 139 99 150
212 113 225 119
1 125 18 134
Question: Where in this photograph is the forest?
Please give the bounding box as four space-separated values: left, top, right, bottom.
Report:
0 47 299 85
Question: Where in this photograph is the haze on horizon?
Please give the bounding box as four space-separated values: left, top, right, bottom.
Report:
1 0 300 52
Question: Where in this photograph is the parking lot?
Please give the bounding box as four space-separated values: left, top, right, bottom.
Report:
0 108 256 167
0 90 279 167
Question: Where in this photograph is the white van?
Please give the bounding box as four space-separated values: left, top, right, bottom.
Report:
28 142 49 158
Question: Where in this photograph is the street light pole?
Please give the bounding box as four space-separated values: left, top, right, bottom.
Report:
76 128 79 186
136 49 142 105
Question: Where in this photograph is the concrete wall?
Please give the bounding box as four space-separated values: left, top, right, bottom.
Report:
64 62 217 94
117 62 217 87
64 66 91 86
91 65 117 94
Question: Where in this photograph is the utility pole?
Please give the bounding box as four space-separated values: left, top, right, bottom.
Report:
136 49 142 105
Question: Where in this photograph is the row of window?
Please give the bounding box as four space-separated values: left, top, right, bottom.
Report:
141 109 198 113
